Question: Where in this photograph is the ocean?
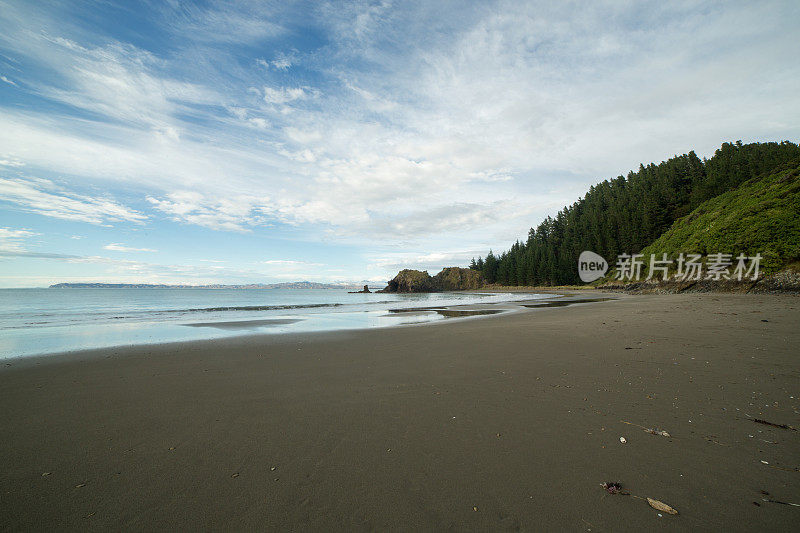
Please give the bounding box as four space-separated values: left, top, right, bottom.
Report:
0 288 549 359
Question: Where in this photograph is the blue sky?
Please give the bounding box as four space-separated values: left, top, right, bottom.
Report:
1 0 798 287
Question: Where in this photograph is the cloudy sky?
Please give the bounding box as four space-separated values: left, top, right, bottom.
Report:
0 0 798 287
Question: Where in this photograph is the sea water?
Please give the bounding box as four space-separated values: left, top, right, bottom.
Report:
0 288 549 358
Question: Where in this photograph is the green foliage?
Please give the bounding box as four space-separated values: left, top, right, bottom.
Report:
471 141 800 285
640 160 800 274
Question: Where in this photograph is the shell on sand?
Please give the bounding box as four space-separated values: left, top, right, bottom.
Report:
647 498 678 515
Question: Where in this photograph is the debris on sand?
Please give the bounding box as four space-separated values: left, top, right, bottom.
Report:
600 482 678 515
620 420 671 437
762 497 800 507
760 490 800 507
647 498 678 515
752 418 797 431
601 482 624 494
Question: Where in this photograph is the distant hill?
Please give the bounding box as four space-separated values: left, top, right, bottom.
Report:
639 159 800 274
49 281 374 290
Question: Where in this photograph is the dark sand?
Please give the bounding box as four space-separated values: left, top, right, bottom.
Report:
1 292 798 531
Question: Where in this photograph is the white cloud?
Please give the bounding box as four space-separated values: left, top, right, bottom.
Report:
0 176 146 225
345 82 398 113
28 36 220 134
367 249 486 274
104 243 157 253
226 107 270 130
262 86 309 105
146 191 273 232
262 260 318 265
257 53 295 71
374 202 518 235
248 117 269 129
0 227 39 252
271 56 293 70
168 3 286 44
0 157 24 167
0 109 294 199
283 127 322 144
260 259 326 278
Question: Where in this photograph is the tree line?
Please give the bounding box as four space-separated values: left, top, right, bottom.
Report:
469 141 800 285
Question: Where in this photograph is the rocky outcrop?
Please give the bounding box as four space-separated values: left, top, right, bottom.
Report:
348 285 372 293
433 267 484 290
379 269 438 293
379 267 485 293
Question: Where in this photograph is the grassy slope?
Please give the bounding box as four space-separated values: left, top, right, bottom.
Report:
638 160 800 274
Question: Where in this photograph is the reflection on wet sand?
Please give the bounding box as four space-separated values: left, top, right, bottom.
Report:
521 297 615 308
184 318 303 330
388 307 504 318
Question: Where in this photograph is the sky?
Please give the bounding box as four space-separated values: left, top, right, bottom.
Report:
0 0 798 287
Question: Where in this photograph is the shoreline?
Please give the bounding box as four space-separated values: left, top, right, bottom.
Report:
1 292 798 530
0 290 572 365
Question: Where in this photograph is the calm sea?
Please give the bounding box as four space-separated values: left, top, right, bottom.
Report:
0 288 548 359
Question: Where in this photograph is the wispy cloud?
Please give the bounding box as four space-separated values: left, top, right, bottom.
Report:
27 35 219 133
367 250 487 274
0 157 24 167
0 227 39 252
0 250 82 260
0 176 146 225
260 259 327 280
146 191 273 232
166 1 286 44
103 243 157 253
262 86 311 105
262 260 320 265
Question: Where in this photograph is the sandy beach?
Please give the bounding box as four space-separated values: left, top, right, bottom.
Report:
1 291 798 531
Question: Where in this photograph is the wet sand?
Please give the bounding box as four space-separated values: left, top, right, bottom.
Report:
184 318 303 330
1 292 798 530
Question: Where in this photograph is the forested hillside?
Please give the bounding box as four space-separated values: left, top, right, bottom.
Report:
469 141 800 285
639 159 800 274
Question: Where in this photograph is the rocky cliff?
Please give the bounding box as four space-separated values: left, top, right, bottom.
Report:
433 267 484 290
379 269 438 293
379 267 485 293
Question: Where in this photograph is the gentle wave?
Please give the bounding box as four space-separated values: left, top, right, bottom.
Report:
3 300 419 329
0 291 541 332
4 302 345 329
172 302 344 313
